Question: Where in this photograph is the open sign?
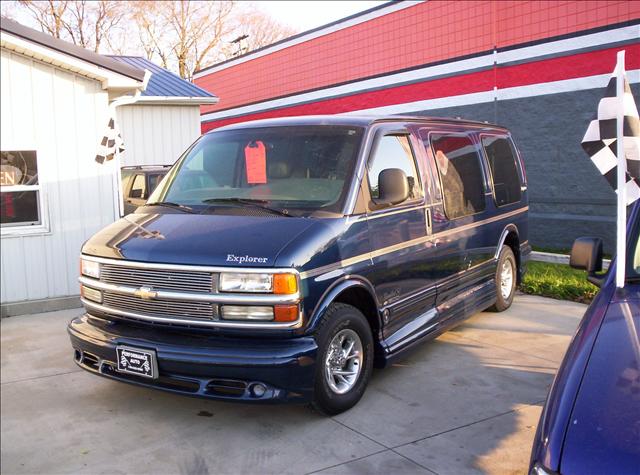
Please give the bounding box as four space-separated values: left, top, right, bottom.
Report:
0 165 22 186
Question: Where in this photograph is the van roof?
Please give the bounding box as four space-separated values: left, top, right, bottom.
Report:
208 115 510 133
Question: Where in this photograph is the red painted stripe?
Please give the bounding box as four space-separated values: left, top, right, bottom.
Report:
197 1 640 114
202 44 640 132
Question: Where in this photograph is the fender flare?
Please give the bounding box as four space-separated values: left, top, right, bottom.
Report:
495 224 520 260
305 276 382 334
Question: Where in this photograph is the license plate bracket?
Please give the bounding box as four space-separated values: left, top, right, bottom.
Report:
116 345 158 379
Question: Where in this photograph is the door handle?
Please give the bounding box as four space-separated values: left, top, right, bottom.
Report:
426 208 432 235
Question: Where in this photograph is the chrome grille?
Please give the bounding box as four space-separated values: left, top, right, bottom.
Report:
102 291 218 321
100 264 216 293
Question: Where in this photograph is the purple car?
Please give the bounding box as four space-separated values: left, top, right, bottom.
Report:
529 200 640 474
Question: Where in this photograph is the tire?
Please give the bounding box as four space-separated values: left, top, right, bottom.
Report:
312 303 374 415
489 246 517 312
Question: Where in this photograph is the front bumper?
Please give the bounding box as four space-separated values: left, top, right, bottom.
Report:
68 314 318 403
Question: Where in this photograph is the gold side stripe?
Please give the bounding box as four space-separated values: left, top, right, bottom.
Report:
299 206 528 280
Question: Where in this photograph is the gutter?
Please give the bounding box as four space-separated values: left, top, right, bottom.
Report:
108 69 152 218
110 69 152 108
134 95 219 105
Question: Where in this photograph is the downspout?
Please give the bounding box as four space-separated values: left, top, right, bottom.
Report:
108 69 151 219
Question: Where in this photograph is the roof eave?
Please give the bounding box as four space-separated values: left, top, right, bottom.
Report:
1 31 144 91
135 96 219 105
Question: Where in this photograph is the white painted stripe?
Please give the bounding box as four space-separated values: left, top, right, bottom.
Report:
496 69 639 100
201 55 495 122
193 1 421 79
200 25 639 123
495 24 640 64
342 70 640 116
341 90 496 116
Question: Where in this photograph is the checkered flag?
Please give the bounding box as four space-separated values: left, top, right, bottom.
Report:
581 62 640 205
95 117 125 164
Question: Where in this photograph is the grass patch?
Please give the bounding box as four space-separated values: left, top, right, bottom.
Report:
521 261 599 304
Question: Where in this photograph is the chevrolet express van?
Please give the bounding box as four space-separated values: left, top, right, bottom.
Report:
69 115 530 414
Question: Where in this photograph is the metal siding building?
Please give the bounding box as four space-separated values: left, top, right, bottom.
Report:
194 0 640 252
116 104 202 167
0 49 117 305
111 56 217 167
0 22 216 315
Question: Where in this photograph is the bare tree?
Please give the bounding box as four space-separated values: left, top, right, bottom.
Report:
131 0 236 79
15 0 124 52
238 9 297 55
5 0 298 77
18 0 69 39
92 1 125 52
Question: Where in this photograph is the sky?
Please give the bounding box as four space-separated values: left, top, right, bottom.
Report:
255 1 388 31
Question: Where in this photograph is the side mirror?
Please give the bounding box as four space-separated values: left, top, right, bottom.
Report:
375 168 409 206
130 188 143 199
570 237 604 287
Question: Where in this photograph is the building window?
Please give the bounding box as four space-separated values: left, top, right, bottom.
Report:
482 135 522 206
430 134 486 219
1 150 42 227
367 134 421 201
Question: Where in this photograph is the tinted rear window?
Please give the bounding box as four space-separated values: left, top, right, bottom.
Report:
431 134 486 219
482 136 522 206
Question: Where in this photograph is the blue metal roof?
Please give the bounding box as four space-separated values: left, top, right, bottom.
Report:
110 56 217 99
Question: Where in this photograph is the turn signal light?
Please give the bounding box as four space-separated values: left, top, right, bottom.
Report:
80 285 102 304
273 273 298 294
274 305 299 322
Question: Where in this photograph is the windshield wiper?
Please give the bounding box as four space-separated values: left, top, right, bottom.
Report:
146 201 195 213
201 198 293 217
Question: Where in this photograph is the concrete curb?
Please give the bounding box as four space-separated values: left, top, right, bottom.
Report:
531 251 610 270
1 295 81 318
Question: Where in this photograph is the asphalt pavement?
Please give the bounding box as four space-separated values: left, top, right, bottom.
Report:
0 294 586 475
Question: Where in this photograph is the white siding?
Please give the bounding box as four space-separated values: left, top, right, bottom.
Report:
117 104 201 167
0 48 117 304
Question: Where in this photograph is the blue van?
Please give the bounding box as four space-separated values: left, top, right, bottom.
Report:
69 115 530 414
529 201 640 475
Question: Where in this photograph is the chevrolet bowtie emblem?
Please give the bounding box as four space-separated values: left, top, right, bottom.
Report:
134 286 157 300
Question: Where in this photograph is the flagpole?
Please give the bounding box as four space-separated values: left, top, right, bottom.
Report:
615 50 626 288
112 103 124 219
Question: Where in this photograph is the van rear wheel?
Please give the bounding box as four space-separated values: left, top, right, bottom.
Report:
489 246 517 312
312 303 373 415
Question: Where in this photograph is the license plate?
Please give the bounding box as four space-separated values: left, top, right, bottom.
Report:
116 346 158 379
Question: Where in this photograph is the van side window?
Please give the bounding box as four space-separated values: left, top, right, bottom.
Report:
367 134 421 201
130 174 146 199
482 136 522 206
431 134 485 219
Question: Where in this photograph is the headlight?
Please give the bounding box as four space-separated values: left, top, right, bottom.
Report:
219 272 298 294
219 273 273 293
80 259 100 279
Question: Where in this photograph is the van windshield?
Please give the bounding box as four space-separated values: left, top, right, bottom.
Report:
148 125 364 215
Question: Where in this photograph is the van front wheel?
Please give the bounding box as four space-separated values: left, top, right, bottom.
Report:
490 246 517 312
312 303 373 415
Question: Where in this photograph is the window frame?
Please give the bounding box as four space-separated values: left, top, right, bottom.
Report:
479 133 524 208
364 129 424 212
1 149 50 237
427 131 488 221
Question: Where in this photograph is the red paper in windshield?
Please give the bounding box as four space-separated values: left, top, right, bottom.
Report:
245 141 267 184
